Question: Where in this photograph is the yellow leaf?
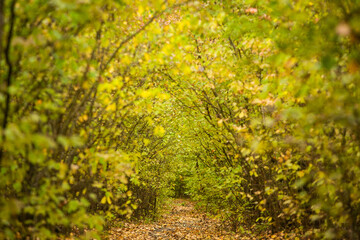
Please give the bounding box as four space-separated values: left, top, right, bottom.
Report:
78 114 88 122
106 103 116 111
137 5 144 15
154 126 165 137
144 53 151 61
144 138 150 146
101 196 106 204
82 81 90 89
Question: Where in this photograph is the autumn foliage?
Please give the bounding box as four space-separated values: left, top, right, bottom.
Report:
1 0 360 239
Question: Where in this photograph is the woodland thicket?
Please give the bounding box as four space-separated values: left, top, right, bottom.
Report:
1 0 360 239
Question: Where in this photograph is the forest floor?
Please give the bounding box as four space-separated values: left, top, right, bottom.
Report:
106 199 299 240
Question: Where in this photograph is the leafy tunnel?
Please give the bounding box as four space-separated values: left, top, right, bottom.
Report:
1 0 360 239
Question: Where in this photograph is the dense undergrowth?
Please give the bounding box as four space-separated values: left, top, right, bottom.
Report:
1 0 360 239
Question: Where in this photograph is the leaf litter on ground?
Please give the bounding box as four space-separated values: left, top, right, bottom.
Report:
105 199 301 240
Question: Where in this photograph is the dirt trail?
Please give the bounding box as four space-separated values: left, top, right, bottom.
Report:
108 199 237 240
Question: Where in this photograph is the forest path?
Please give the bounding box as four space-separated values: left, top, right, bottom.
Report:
107 198 238 240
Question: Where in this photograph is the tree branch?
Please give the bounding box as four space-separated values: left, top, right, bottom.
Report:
101 0 192 73
0 0 17 163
